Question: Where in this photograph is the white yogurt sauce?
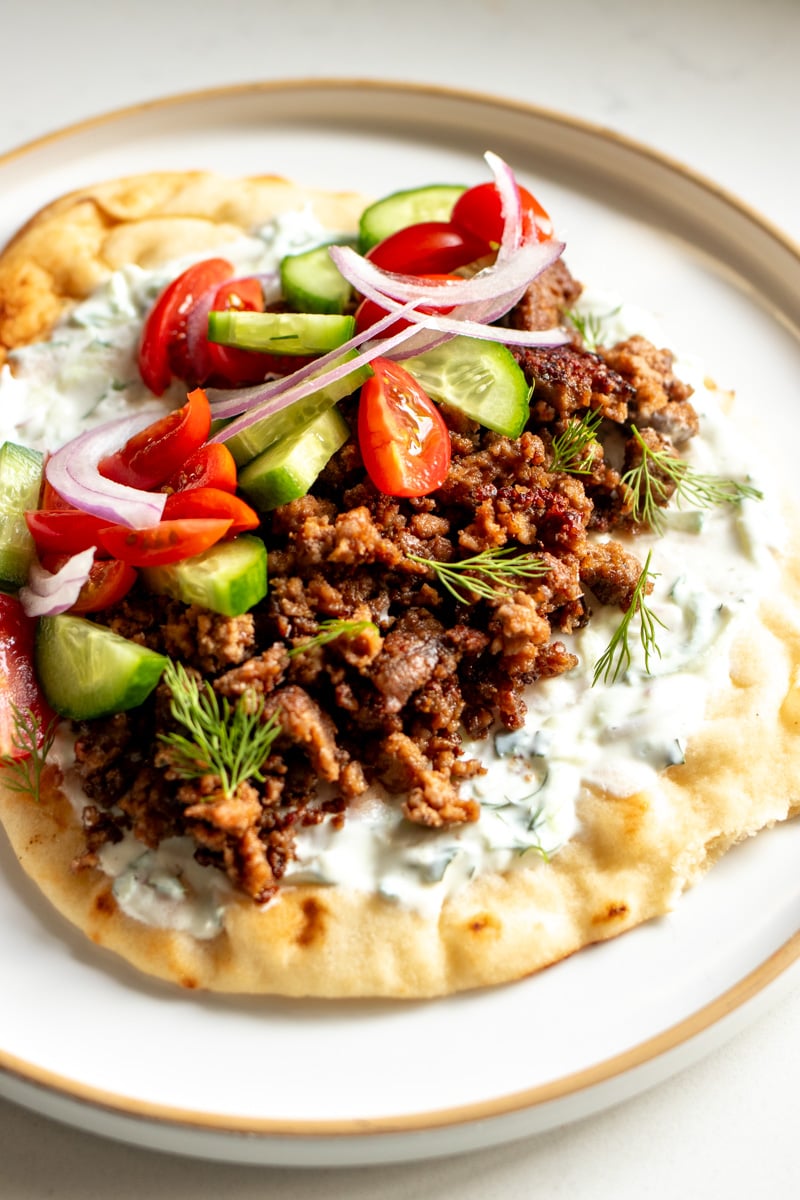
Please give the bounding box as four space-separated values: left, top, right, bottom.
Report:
8 228 779 929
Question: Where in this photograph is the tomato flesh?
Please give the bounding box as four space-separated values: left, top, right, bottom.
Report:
98 388 212 491
25 509 112 556
69 559 138 614
0 593 56 758
357 358 451 498
163 488 260 535
367 222 486 275
138 258 234 395
166 442 238 494
98 518 233 567
451 182 553 252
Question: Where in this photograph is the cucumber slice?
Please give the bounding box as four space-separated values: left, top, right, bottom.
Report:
36 615 168 720
0 442 43 587
401 337 532 438
280 241 354 314
208 311 355 356
140 535 267 617
358 184 466 252
239 409 349 511
222 351 371 466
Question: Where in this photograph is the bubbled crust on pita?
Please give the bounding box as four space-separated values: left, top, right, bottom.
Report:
0 171 367 366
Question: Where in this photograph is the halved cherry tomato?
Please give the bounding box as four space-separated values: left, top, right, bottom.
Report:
366 222 486 275
354 273 461 339
163 488 260 535
0 593 57 757
97 518 233 567
98 388 212 491
25 509 112 557
69 559 138 614
139 258 234 395
451 182 553 252
166 442 238 494
357 358 451 498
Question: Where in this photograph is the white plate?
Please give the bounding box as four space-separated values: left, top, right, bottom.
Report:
1 80 799 1168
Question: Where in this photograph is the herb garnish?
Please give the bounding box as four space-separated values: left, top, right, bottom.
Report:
0 704 59 803
622 426 763 533
408 546 549 604
287 618 378 658
592 550 666 685
158 660 281 797
565 305 621 352
550 408 604 475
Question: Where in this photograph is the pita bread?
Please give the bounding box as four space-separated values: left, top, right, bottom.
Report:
0 172 798 998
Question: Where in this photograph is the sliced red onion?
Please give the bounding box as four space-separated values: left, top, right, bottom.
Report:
209 320 426 444
46 410 169 529
327 238 563 318
207 298 432 420
485 151 522 261
19 548 96 618
374 306 572 348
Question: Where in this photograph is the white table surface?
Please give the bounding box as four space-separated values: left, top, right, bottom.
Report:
1 0 799 1194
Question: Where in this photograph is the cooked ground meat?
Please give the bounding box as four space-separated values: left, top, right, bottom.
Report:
72 256 698 901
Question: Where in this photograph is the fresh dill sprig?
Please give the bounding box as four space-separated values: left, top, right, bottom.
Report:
565 305 621 352
287 618 378 658
550 408 604 475
158 660 281 797
407 546 549 604
592 550 666 686
622 426 763 533
0 703 59 802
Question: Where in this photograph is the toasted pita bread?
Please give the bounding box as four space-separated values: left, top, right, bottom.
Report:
0 172 798 998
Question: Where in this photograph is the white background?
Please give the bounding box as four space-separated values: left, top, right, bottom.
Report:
1 0 799 1195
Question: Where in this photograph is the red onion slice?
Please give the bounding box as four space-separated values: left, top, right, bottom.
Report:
485 150 522 261
207 298 432 420
209 320 426 444
46 409 169 529
19 548 96 618
374 306 572 348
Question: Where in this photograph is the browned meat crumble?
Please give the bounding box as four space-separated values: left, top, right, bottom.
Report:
72 261 697 902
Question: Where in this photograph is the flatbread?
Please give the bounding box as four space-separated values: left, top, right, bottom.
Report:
0 172 798 998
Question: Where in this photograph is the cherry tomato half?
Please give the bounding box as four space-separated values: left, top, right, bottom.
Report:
354 273 461 339
69 559 138 614
366 222 486 275
0 593 57 758
98 518 233 567
451 182 553 253
98 388 212 491
203 275 278 387
25 509 112 557
166 442 238 494
138 258 234 395
163 488 260 536
357 358 451 498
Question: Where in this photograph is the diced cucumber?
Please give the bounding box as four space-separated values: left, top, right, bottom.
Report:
0 442 43 587
140 535 267 617
208 311 355 356
401 337 532 438
280 241 355 314
239 409 349 511
221 351 372 466
36 615 168 720
358 184 467 252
